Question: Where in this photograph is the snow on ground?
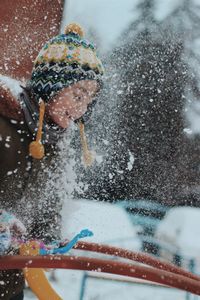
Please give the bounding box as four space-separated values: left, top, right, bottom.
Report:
83 278 186 300
25 272 187 300
61 198 140 249
156 207 200 259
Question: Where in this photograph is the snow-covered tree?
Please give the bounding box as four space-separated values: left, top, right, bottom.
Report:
80 0 200 206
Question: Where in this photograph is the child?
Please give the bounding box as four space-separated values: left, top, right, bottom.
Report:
0 23 104 300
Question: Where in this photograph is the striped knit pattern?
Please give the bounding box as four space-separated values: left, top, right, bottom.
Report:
29 32 104 101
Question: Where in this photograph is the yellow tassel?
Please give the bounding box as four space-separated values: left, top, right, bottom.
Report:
29 99 45 159
79 122 94 167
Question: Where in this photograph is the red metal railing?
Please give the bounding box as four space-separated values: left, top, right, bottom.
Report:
0 242 200 295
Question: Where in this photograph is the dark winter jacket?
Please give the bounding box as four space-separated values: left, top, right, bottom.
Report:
0 91 63 299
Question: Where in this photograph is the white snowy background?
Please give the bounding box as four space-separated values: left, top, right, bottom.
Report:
23 0 200 299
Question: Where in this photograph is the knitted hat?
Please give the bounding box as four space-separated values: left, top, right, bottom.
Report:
28 23 104 101
27 23 104 165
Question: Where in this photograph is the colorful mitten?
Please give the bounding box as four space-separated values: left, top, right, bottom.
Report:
0 210 26 254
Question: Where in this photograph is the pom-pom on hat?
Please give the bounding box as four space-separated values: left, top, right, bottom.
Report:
28 23 104 101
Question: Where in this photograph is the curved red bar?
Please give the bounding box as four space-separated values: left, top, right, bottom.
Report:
76 241 200 282
0 255 200 295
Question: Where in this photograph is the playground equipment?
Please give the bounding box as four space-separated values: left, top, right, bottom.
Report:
1 240 200 299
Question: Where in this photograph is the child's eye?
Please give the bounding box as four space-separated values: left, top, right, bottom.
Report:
74 95 82 101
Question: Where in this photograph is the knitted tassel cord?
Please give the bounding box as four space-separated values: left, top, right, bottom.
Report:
79 121 94 167
29 99 45 159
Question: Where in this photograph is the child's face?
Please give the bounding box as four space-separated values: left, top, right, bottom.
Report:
46 80 98 128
